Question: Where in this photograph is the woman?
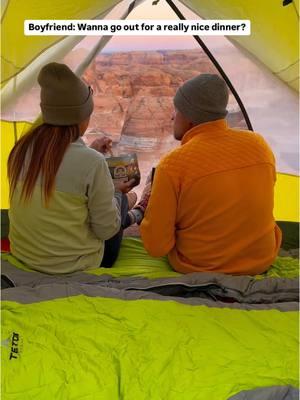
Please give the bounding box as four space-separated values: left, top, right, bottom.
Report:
8 62 135 274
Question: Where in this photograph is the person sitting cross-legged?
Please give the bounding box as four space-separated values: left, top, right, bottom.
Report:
7 62 138 274
133 74 282 275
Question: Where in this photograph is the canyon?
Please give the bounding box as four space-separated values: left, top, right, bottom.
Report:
81 49 246 198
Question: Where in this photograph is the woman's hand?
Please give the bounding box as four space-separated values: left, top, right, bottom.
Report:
89 136 113 155
114 179 136 194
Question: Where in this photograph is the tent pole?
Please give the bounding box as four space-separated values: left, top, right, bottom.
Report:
165 0 254 131
13 76 18 143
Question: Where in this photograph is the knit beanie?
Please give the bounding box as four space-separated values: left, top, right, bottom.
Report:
174 74 229 125
38 62 94 126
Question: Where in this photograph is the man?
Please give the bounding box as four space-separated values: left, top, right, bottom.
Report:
137 74 281 275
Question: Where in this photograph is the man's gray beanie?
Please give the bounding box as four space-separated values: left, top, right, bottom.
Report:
38 62 94 126
174 74 229 125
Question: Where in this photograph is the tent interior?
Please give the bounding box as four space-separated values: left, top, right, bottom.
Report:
1 2 299 399
1 0 299 245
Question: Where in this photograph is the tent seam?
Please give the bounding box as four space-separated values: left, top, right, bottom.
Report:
1 0 10 23
292 1 299 18
1 55 22 71
1 119 33 124
275 59 299 74
1 3 120 85
283 76 299 84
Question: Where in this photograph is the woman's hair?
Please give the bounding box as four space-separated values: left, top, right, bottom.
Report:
8 124 81 206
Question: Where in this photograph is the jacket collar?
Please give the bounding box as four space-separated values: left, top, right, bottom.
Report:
73 137 86 146
181 119 229 145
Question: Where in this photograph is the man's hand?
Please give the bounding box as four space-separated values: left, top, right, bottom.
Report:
114 179 136 194
135 182 151 213
89 136 113 155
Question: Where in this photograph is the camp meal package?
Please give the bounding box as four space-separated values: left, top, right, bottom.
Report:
106 153 141 187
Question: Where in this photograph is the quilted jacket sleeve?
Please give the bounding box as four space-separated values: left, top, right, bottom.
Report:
140 165 177 257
